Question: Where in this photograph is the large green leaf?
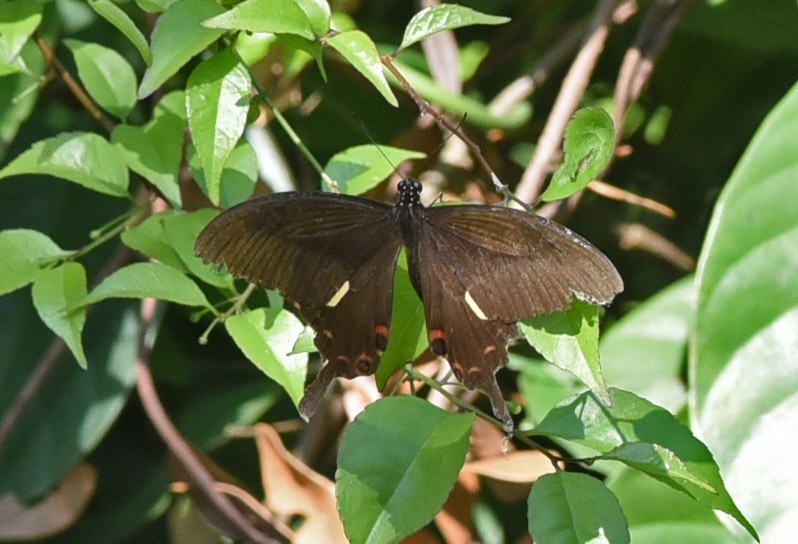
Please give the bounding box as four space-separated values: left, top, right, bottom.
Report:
520 299 611 405
186 48 251 205
112 113 183 207
88 0 152 65
0 132 129 198
398 5 509 53
82 262 211 309
31 262 88 368
138 0 226 99
531 388 756 538
202 0 325 39
0 0 42 63
64 39 137 121
225 308 307 408
528 472 629 544
691 82 798 543
337 396 473 544
327 31 397 107
0 229 68 296
324 145 425 196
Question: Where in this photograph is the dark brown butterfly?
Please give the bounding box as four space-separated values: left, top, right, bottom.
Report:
195 178 623 430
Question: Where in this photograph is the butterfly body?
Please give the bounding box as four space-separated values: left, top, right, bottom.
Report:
196 179 623 430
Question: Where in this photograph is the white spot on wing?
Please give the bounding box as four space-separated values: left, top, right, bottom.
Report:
326 280 350 307
465 290 488 320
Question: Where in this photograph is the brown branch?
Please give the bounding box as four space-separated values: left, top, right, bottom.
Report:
614 222 695 271
588 179 676 218
514 0 621 204
135 297 279 544
33 32 114 134
612 0 695 142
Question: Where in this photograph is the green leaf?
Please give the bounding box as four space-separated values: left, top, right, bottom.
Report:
520 298 611 404
88 0 152 65
82 262 211 308
225 308 308 408
531 388 754 536
0 0 42 62
31 262 89 368
112 113 183 208
161 209 234 289
202 0 318 39
120 211 187 271
186 48 251 205
293 0 331 36
543 107 615 202
63 39 137 120
398 5 509 53
138 0 227 99
601 443 717 494
691 83 798 543
375 250 426 388
337 396 473 544
0 132 130 198
600 277 692 412
528 472 630 544
190 139 259 207
327 31 397 107
0 229 68 296
324 144 425 195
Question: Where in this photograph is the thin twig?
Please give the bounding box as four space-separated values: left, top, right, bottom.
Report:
613 0 695 143
588 179 676 218
514 0 620 204
614 222 695 270
135 298 278 544
33 32 114 134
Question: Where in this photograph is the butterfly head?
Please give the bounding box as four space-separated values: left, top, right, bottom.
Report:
396 178 423 210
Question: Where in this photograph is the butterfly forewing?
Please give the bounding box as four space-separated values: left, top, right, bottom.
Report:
422 205 623 320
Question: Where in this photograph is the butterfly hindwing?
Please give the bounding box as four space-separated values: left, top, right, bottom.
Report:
195 192 402 417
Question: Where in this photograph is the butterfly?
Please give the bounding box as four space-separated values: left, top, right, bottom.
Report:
195 178 623 430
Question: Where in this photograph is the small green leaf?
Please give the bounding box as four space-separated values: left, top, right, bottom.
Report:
543 107 615 202
327 31 397 107
601 443 718 494
225 308 308 407
293 0 330 36
376 250 426 388
520 299 610 404
398 5 509 53
186 48 251 205
528 472 630 544
188 136 258 208
64 39 137 120
0 132 129 198
337 396 473 544
82 262 211 308
120 211 187 271
138 0 227 99
88 0 152 65
530 388 753 535
162 209 233 289
112 113 183 207
0 1 42 62
325 145 425 195
31 263 89 368
202 0 316 39
0 229 68 296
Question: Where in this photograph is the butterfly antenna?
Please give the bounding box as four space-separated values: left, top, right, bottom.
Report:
355 116 409 182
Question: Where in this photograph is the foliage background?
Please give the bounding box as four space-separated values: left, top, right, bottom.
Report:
0 0 797 542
